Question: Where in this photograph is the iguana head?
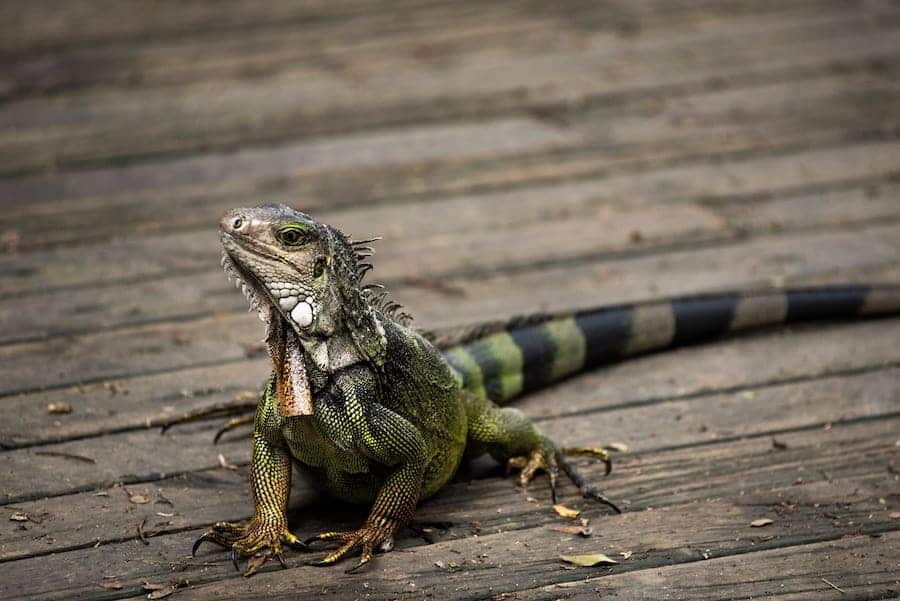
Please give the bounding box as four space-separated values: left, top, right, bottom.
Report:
219 203 379 337
220 203 391 416
221 204 330 332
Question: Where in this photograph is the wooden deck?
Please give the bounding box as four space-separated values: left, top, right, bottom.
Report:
2 1 900 599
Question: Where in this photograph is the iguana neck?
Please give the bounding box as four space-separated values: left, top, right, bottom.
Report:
265 312 370 416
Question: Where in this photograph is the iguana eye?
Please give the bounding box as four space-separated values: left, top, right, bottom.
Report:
276 224 309 246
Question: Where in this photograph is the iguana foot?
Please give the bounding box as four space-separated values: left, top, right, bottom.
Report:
304 518 399 573
506 444 560 502
507 443 621 513
556 447 621 514
192 518 306 576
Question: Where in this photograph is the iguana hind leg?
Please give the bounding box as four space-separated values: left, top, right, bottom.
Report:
464 393 620 512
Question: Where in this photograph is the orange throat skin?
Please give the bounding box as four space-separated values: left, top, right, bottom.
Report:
268 318 314 417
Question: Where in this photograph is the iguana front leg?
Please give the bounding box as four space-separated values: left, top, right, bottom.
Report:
192 428 305 574
304 369 427 572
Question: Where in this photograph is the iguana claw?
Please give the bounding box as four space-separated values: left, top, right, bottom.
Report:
192 518 307 576
304 521 397 572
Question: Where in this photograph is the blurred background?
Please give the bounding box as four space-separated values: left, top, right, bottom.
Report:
1 1 899 599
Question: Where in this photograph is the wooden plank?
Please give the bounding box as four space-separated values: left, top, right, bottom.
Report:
5 400 897 562
397 223 900 327
1 410 896 599
2 0 804 56
4 138 900 300
1 9 897 175
1 334 894 512
3 316 898 451
5 65 896 241
3 0 818 97
7 75 900 258
515 534 900 601
0 223 898 399
0 0 459 53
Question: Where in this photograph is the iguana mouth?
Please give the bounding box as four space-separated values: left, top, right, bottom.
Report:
221 250 273 326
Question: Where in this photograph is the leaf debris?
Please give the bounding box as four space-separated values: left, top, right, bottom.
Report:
553 504 581 519
821 577 845 593
143 579 188 599
218 453 240 471
47 401 73 414
549 517 592 537
750 518 774 527
124 488 150 504
560 553 619 567
137 517 150 545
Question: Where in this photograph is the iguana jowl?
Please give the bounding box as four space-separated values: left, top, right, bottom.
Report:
192 203 900 574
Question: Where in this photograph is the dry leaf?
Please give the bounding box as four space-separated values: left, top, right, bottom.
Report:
605 442 629 453
548 524 593 537
218 453 239 471
560 553 618 567
553 504 581 519
620 550 633 559
142 583 167 591
99 581 123 590
750 518 774 527
888 512 900 519
156 512 175 518
243 555 267 577
47 401 73 414
142 581 184 600
10 511 29 522
129 494 150 505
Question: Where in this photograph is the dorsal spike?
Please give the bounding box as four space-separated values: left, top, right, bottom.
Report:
351 236 383 246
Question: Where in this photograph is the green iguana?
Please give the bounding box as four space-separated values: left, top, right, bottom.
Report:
189 202 900 574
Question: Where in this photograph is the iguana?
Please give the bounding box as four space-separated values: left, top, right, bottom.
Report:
189 202 900 574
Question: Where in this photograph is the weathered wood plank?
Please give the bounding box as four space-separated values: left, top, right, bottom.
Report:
515 534 900 601
4 137 899 301
0 0 461 53
4 0 831 98
4 65 897 252
3 315 898 451
2 10 897 175
0 223 898 398
5 178 900 345
3 0 809 56
1 410 895 599
1 343 894 512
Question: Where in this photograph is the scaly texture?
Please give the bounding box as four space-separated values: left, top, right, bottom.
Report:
191 203 900 575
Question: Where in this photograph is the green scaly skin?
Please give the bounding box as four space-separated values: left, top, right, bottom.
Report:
191 203 900 574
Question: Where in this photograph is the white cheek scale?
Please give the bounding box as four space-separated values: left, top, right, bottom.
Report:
291 301 314 327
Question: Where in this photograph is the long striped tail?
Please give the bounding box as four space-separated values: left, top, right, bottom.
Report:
437 285 900 405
